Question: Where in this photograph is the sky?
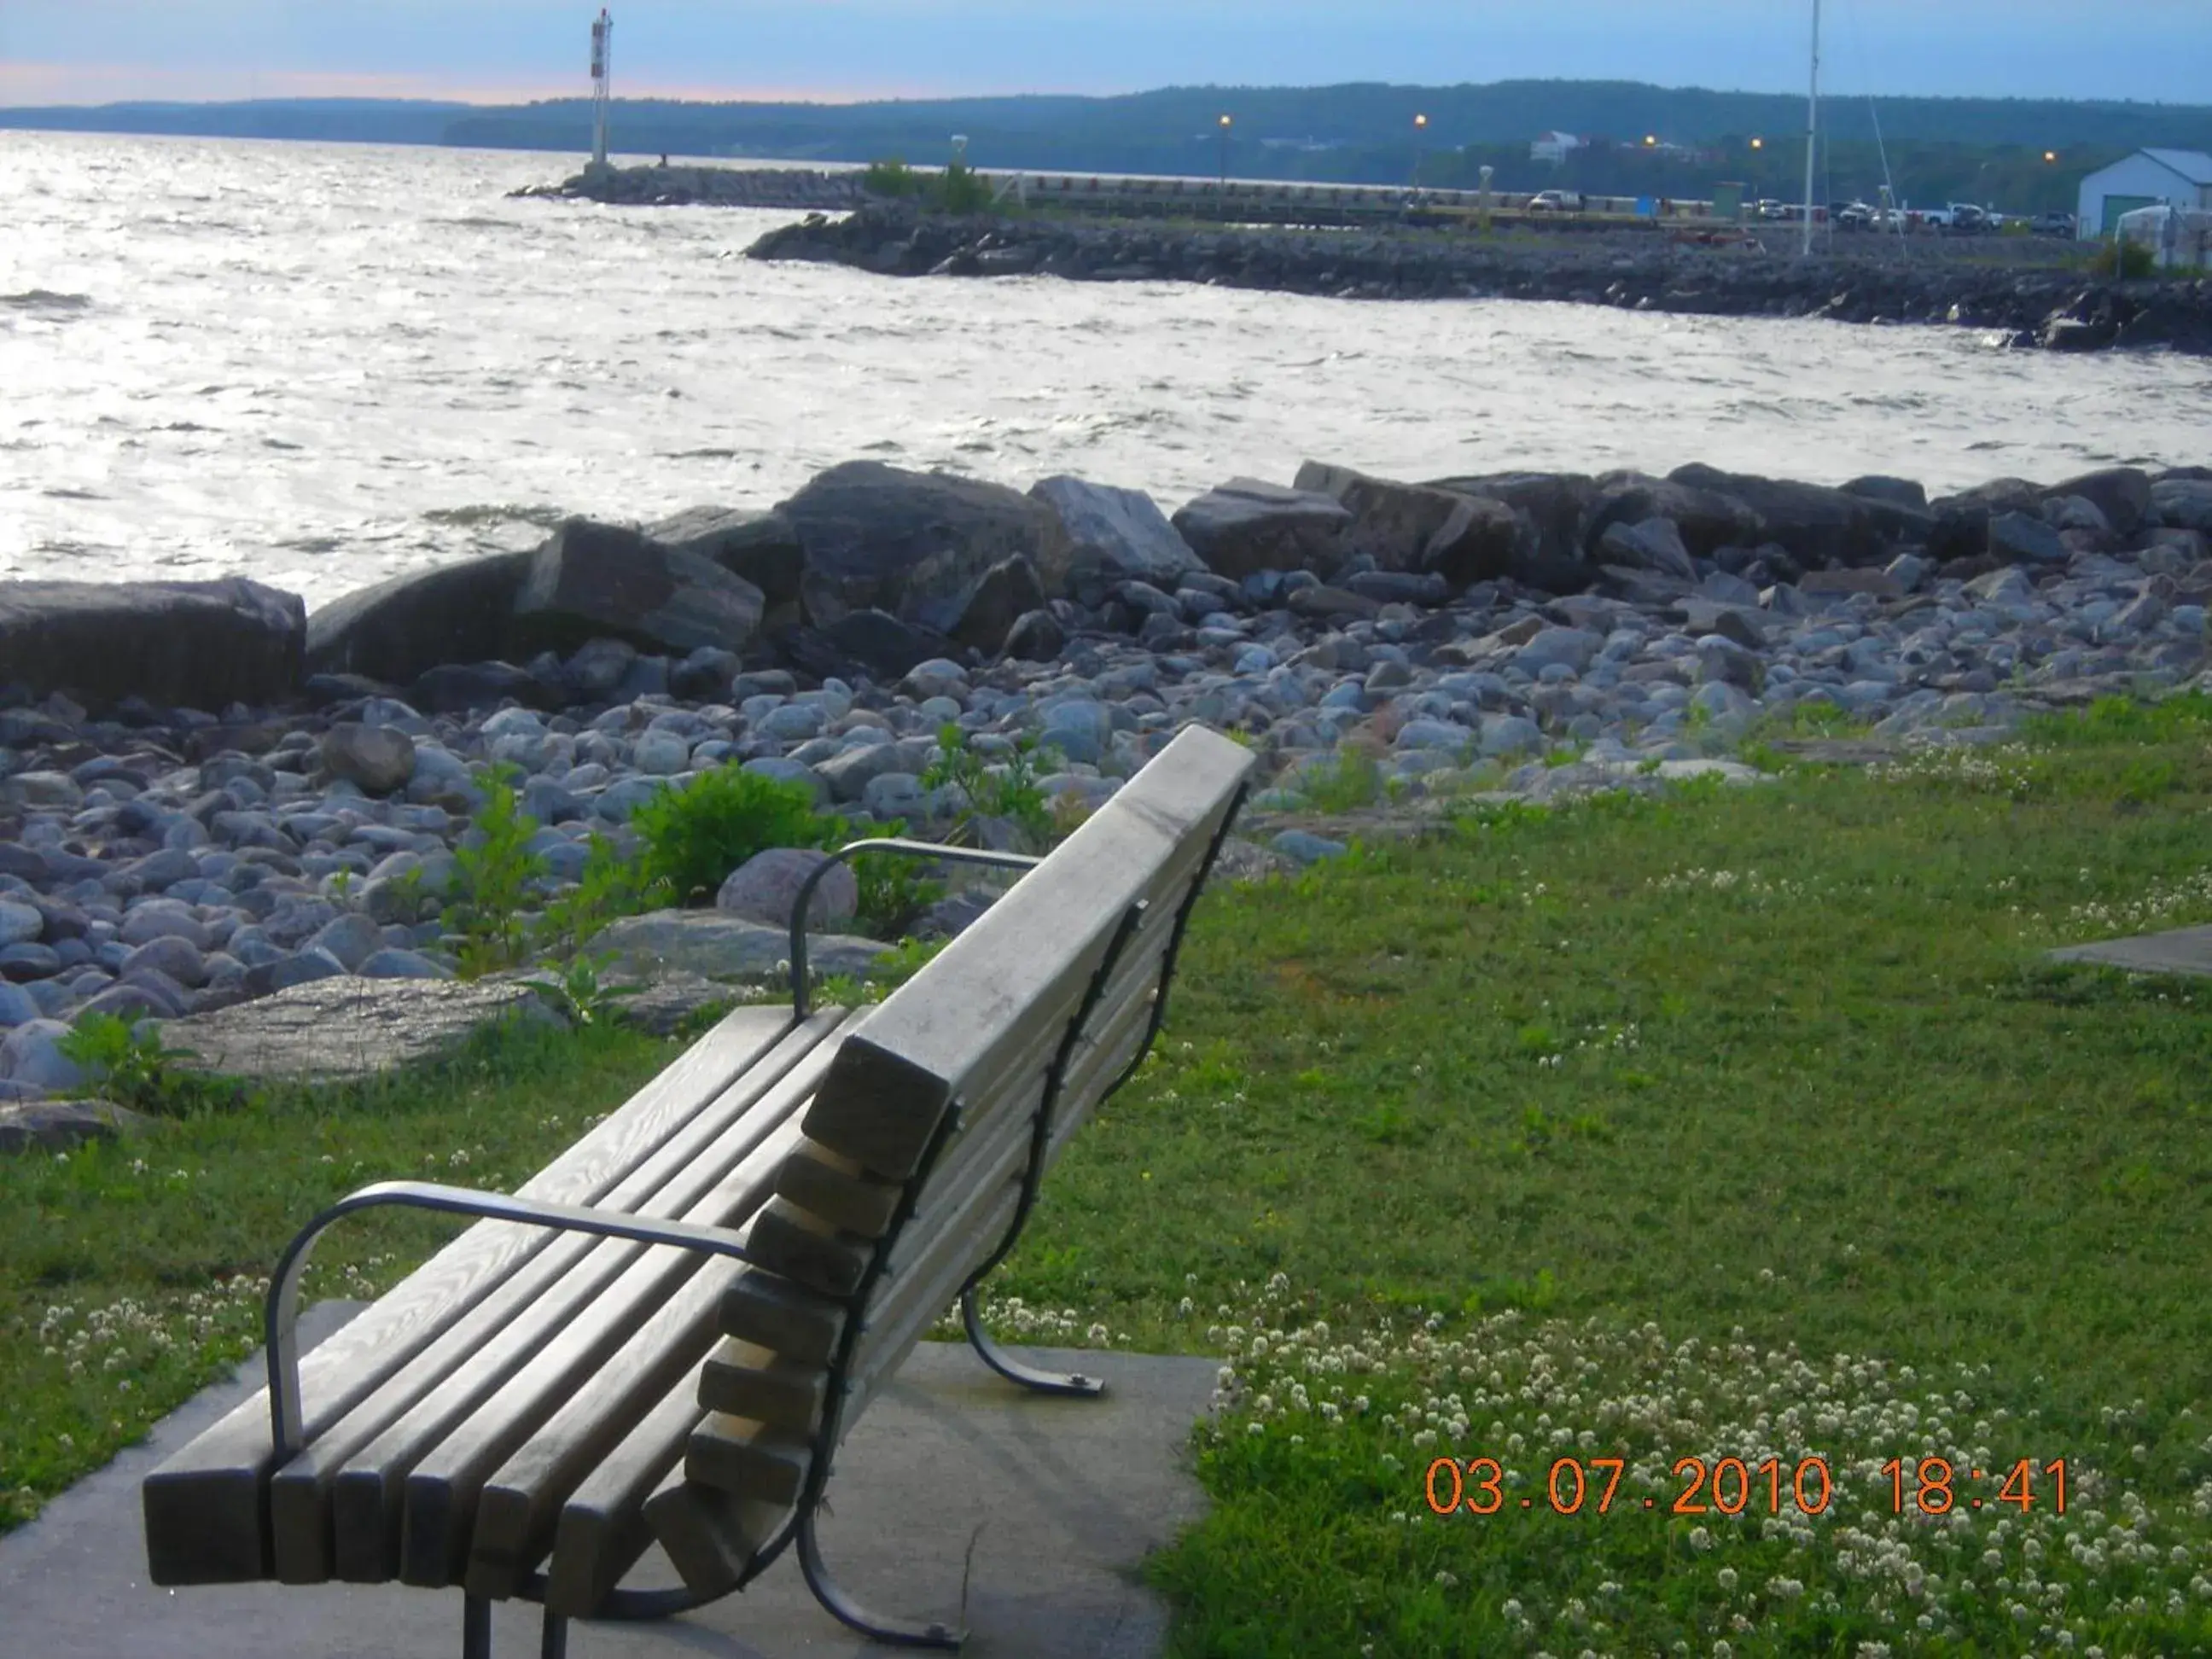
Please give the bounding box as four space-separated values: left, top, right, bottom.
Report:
3 0 2209 108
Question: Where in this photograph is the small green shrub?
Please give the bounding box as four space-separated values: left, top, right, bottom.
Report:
628 766 834 908
850 824 946 940
451 768 546 978
520 953 636 1027
2090 237 2158 280
861 157 921 197
934 158 995 214
1295 744 1386 812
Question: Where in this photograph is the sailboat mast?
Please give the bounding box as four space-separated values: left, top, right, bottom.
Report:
1802 0 1821 256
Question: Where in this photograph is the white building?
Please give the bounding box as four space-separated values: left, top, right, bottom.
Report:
1530 131 1584 165
2076 148 2212 238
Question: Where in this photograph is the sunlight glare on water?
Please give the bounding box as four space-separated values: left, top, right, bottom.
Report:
2 131 2206 607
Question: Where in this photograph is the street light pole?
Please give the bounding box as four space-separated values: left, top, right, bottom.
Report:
1218 114 1231 192
1412 113 1428 190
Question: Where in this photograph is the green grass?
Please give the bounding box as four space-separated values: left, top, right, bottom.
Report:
985 696 2212 1655
5 696 2211 1652
0 1020 673 1531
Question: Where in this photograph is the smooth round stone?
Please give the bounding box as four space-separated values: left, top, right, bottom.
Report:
1394 719 1467 751
862 772 924 819
0 981 39 1027
1272 830 1348 866
758 703 824 742
0 942 63 981
119 934 207 988
0 901 42 948
358 949 452 981
480 707 546 740
916 696 964 725
0 1019 86 1090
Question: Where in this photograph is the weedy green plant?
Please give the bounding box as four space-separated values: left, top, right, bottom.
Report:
534 833 659 958
626 765 835 908
934 157 995 214
55 1014 230 1118
1294 743 1387 812
519 953 636 1028
849 822 946 940
2090 237 2159 280
449 767 545 978
923 725 1062 849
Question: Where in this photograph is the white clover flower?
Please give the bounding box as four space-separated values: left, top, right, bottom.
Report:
1688 1526 1713 1551
1715 1568 1738 1592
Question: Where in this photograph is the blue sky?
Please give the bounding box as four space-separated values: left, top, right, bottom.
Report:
3 1 2208 106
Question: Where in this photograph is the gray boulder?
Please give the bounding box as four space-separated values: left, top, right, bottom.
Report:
319 724 417 795
0 577 304 711
2151 478 2212 535
1425 471 1598 568
1172 477 1352 579
1668 464 1920 567
0 901 41 949
511 519 766 658
780 462 1068 628
165 975 560 1083
934 556 1045 654
1027 476 1205 597
1294 462 1469 573
717 847 860 930
1598 518 1697 581
592 910 894 981
1585 471 1766 561
0 1100 153 1156
2049 468 2152 538
1989 511 2067 565
643 506 806 607
1 1019 86 1092
302 550 533 684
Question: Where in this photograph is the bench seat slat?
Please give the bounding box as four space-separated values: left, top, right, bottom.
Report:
396 1106 813 1589
143 1004 802 1588
273 1010 860 1585
536 1367 701 1619
642 1472 789 1601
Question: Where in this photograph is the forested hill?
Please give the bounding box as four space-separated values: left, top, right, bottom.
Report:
8 80 2210 208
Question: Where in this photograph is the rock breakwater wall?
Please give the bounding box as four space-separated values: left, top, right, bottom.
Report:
746 205 2212 356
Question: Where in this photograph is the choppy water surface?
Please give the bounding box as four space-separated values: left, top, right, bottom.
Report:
3 131 2207 608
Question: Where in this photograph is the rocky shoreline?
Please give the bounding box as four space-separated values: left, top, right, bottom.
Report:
3 454 2209 1133
747 203 2212 356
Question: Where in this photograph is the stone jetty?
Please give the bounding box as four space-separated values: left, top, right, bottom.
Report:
2 456 2209 1118
743 204 2212 356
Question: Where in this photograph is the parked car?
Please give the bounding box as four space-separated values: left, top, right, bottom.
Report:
1946 203 1993 233
1528 189 1584 212
2032 210 2079 239
1835 201 1877 230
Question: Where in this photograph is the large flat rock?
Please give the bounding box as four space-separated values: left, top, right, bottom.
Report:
2047 925 2212 979
162 977 560 1083
0 1302 1218 1657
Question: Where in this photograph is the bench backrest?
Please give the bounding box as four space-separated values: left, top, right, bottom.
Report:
649 724 1251 1588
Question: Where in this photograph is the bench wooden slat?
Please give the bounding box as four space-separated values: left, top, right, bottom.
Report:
641 1471 789 1602
800 727 1249 1182
713 1271 847 1371
288 1010 860 1585
395 1107 812 1588
695 1338 824 1435
771 1140 899 1236
688 1178 1024 1509
534 1369 699 1618
143 1004 802 1587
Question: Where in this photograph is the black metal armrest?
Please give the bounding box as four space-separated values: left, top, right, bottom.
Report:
787 838 1042 1016
261 1180 833 1461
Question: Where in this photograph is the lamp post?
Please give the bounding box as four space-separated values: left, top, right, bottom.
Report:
1412 112 1428 190
1217 114 1232 192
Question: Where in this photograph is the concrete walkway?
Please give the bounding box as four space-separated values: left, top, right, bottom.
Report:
0 1304 1219 1658
2048 923 2212 979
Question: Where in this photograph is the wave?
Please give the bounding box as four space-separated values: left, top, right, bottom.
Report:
421 503 570 529
1 289 92 311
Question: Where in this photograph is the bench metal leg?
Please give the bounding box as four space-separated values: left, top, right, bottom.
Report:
960 1286 1107 1397
540 1605 569 1659
798 1502 964 1649
463 1594 492 1659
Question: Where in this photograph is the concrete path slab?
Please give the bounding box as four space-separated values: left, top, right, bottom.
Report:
0 1304 1219 1658
2048 924 2212 978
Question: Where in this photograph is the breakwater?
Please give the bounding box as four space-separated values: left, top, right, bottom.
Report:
745 205 2212 355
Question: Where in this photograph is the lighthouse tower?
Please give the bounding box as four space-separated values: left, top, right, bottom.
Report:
589 10 613 172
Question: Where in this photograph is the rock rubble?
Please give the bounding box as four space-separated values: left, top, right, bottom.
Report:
1 455 2206 1118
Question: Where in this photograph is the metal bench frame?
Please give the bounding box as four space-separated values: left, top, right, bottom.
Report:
259 798 1244 1656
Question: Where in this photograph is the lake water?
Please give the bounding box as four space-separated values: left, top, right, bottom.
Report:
3 131 2207 608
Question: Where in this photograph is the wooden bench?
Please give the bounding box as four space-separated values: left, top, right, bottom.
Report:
141 725 1253 1656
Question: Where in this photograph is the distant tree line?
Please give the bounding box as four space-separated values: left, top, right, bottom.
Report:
5 79 2203 212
